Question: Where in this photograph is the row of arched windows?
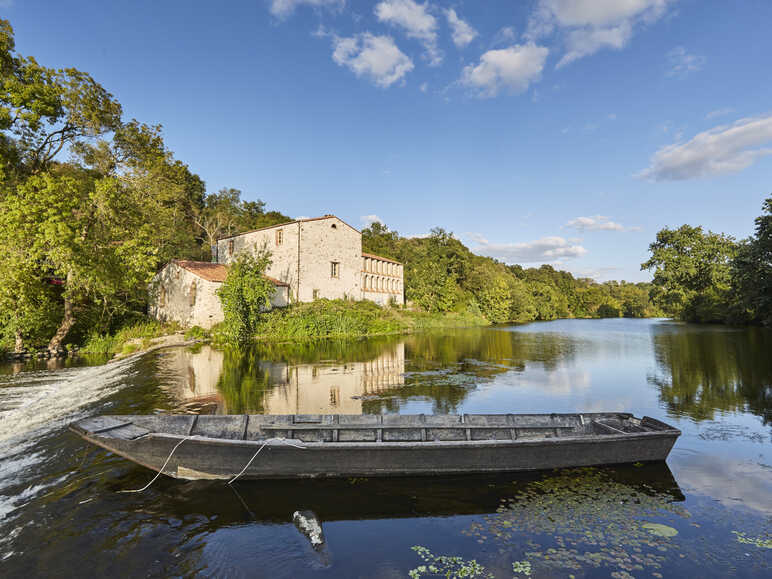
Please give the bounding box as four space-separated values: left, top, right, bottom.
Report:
362 274 402 293
363 257 402 276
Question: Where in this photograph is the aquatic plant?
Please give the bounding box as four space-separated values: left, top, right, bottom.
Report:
408 546 491 578
464 468 689 576
732 531 772 549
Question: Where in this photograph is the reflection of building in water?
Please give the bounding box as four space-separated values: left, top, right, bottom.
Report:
261 342 405 414
161 343 405 414
160 347 225 408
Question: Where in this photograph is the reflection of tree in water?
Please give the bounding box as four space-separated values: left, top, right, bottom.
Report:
251 335 404 366
650 326 771 423
216 347 271 414
216 328 581 415
366 329 579 414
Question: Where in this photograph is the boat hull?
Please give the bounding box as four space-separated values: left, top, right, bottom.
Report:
71 413 680 481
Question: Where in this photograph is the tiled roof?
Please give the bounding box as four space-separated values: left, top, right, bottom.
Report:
362 252 402 265
172 261 289 286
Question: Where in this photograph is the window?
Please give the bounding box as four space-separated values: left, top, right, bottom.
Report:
275 229 283 246
330 261 340 278
189 280 197 307
331 223 337 229
228 239 234 257
313 289 320 300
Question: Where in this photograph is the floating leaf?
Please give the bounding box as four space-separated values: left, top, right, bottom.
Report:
642 523 678 538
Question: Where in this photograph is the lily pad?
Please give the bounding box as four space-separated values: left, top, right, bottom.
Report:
642 523 678 538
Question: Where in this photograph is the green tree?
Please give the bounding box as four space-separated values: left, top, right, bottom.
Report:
732 197 772 325
217 249 275 344
641 225 737 322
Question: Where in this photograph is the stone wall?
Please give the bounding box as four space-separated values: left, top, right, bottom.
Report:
217 222 300 297
149 262 290 329
149 263 225 329
362 255 404 305
297 217 362 302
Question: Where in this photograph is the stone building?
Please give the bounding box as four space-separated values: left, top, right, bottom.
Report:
149 260 289 329
217 215 404 306
150 214 404 328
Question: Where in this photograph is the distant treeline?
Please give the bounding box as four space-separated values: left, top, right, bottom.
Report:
362 224 662 323
641 196 771 326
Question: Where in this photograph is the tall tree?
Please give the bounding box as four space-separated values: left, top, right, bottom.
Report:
732 197 772 325
641 225 737 322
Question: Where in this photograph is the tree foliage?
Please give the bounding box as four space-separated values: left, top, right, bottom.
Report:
0 19 285 351
642 197 771 325
362 224 659 324
216 249 275 345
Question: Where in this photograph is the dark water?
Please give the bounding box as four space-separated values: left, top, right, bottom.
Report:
0 319 770 578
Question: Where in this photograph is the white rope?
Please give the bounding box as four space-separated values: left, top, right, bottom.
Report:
117 435 306 493
227 437 306 485
119 435 191 493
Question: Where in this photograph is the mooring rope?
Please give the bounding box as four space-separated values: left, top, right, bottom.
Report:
118 435 306 493
119 435 192 493
227 438 306 485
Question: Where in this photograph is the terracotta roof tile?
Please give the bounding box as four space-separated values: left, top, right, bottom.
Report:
172 261 289 286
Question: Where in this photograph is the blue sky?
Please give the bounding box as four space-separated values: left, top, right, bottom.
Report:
3 0 771 281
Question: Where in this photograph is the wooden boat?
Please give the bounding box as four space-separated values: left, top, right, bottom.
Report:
69 412 680 481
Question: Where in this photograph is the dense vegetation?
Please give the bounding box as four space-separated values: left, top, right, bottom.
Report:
0 19 288 353
362 223 661 324
642 197 771 325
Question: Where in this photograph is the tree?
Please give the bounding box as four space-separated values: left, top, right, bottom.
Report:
0 19 121 177
732 196 772 325
217 249 275 344
641 225 737 322
194 188 291 260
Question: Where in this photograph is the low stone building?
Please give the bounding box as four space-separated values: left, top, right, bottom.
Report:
149 260 289 329
150 214 404 328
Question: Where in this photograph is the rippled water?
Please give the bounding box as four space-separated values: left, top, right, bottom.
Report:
1 319 769 577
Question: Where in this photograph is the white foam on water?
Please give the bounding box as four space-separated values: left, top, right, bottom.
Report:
0 355 142 522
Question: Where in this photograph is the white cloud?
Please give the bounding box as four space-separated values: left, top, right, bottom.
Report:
445 8 477 48
564 215 641 232
527 0 672 67
419 82 428 92
706 107 735 119
666 46 704 77
375 0 442 65
473 235 588 264
490 26 518 48
332 33 414 87
638 115 772 181
569 266 621 281
460 44 549 98
269 0 344 18
361 214 383 226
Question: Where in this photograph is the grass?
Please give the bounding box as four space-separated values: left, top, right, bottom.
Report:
211 299 489 344
81 319 181 355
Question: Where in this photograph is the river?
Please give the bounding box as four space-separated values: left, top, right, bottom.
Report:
0 319 769 577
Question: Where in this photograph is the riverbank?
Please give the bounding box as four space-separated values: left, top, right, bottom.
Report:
215 299 490 344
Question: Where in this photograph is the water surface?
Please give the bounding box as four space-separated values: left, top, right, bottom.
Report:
1 319 769 577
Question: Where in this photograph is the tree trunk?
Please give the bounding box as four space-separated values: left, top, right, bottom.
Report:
49 275 76 352
14 330 24 353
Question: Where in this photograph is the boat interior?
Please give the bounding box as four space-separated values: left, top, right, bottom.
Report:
73 413 678 443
